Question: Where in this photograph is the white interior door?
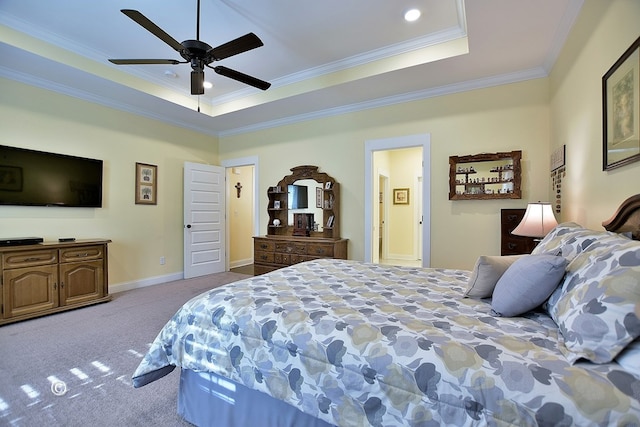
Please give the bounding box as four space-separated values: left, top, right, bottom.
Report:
183 162 225 279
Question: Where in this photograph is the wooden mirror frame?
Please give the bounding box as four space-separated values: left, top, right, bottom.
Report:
267 165 340 239
449 150 522 200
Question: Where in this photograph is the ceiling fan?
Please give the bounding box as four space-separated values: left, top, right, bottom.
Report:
108 0 271 95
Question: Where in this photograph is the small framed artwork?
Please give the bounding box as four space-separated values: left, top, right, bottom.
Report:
603 36 640 171
274 200 281 209
550 145 566 171
324 181 332 190
135 162 157 205
316 187 323 208
393 188 410 205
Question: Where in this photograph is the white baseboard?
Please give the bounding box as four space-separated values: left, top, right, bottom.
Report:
229 258 253 269
109 272 184 294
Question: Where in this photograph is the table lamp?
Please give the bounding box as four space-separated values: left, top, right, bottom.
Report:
512 202 558 240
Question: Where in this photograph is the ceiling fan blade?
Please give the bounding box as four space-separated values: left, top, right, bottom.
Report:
109 59 182 65
212 65 271 90
191 70 205 95
121 9 184 52
209 33 264 61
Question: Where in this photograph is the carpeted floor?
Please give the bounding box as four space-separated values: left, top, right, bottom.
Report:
0 271 250 427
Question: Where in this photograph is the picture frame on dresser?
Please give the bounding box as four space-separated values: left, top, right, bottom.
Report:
603 36 640 171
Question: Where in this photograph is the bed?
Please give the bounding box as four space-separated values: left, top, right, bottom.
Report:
132 195 640 426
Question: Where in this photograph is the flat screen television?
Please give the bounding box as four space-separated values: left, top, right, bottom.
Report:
0 145 103 207
287 184 308 209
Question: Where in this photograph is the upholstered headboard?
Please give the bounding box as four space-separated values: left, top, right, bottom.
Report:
602 194 640 240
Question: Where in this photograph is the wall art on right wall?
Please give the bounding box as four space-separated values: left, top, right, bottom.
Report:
603 36 640 171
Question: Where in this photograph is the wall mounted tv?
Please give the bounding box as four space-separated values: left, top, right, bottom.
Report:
0 145 103 207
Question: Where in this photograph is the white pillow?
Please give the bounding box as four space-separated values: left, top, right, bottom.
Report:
464 255 524 299
491 255 567 317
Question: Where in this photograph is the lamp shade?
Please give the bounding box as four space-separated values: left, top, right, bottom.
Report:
512 202 558 238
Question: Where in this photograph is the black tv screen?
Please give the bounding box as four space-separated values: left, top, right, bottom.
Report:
287 184 308 209
0 145 103 207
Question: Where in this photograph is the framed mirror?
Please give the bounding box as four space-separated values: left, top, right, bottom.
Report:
449 150 522 200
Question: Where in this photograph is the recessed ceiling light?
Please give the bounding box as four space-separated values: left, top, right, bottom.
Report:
164 70 178 78
404 8 421 22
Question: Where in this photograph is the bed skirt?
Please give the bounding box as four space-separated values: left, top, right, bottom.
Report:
178 369 335 427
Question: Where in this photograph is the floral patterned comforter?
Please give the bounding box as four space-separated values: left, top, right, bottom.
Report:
132 259 640 426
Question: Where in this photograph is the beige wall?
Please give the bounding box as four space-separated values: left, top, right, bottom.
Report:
0 80 218 289
220 78 551 269
549 0 640 228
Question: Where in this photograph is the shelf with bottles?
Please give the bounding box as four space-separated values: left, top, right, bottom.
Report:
449 151 522 200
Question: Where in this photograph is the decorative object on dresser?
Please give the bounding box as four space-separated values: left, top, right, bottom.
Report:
501 209 537 255
0 239 111 325
449 150 522 200
256 165 347 274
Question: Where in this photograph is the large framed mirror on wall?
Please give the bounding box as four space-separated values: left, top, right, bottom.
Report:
449 150 522 200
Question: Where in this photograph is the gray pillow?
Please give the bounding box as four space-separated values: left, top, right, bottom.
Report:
464 255 524 299
491 255 567 317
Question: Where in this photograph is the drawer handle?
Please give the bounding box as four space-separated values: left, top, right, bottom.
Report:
24 257 44 262
69 253 90 258
315 248 326 255
260 255 268 260
508 243 517 250
260 244 268 249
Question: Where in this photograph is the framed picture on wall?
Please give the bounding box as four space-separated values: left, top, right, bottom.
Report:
603 36 640 171
135 162 157 205
393 188 410 205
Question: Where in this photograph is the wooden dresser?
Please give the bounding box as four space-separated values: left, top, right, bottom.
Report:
254 236 348 275
0 239 111 325
501 209 536 255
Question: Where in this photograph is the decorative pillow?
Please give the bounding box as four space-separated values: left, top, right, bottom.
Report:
491 255 567 317
464 255 524 299
532 222 624 262
550 238 640 364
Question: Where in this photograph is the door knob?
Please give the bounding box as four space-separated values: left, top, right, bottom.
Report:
186 224 192 229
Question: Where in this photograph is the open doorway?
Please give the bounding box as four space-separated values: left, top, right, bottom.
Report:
221 157 260 273
364 134 431 267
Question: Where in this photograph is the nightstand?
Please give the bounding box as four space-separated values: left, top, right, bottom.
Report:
501 209 537 255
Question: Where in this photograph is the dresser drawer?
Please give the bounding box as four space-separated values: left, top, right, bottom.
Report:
60 245 103 263
307 243 334 257
3 249 58 269
275 242 307 255
254 239 275 252
502 238 533 255
255 251 275 264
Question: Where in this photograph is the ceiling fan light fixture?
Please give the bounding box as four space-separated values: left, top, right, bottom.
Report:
203 81 213 89
404 8 421 22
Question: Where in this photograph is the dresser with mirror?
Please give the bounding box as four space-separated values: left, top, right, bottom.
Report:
254 165 348 274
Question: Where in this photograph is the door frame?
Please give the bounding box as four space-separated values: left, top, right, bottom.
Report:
221 156 260 269
364 134 431 267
